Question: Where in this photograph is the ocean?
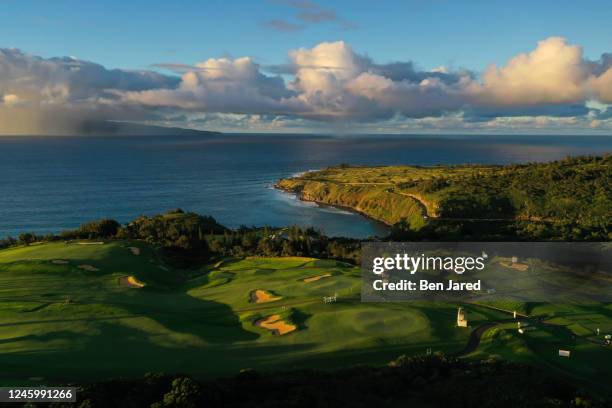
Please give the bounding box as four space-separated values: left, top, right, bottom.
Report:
0 133 610 239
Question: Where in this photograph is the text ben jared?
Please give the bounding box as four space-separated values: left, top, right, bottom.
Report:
371 253 485 292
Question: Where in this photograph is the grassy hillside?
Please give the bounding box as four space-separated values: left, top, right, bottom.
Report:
276 178 427 228
276 156 611 239
0 240 610 397
0 241 480 383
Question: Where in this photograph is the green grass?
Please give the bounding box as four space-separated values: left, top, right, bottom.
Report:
277 157 611 236
468 316 612 396
0 241 610 396
277 178 426 227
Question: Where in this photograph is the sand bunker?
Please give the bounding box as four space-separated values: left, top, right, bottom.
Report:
51 259 69 265
128 247 141 255
303 273 332 283
500 261 529 272
119 275 145 288
255 315 296 336
77 264 100 272
250 289 282 303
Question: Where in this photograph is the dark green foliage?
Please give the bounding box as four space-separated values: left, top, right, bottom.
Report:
121 209 227 250
75 355 609 407
388 156 611 241
154 377 203 408
390 217 611 242
419 177 450 193
0 236 17 249
18 232 38 245
73 219 121 239
390 219 519 241
1 233 55 249
430 156 610 228
207 225 362 264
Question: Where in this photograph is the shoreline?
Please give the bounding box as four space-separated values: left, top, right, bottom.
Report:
274 182 394 229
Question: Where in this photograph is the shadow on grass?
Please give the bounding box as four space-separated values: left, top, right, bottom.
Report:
290 309 312 331
0 322 317 384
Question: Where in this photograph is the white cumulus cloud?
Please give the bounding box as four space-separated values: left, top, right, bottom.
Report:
2 37 612 134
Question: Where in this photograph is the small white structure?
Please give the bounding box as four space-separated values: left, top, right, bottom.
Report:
511 256 518 263
513 311 517 319
558 349 571 358
457 307 468 327
518 328 524 334
323 293 338 304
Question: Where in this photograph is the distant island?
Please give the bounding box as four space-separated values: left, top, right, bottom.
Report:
76 121 221 136
276 155 611 241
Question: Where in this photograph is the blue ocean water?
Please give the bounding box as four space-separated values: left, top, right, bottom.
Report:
0 134 610 239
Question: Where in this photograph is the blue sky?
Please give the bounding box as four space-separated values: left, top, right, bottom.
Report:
4 0 612 71
1 0 612 134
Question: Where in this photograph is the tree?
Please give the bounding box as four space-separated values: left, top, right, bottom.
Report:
156 377 202 408
18 232 36 246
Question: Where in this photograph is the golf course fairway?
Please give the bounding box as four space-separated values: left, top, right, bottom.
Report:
0 240 610 396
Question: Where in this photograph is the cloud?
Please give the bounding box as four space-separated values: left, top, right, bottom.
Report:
122 57 295 114
263 19 304 32
1 94 21 106
114 37 612 130
296 9 337 23
266 0 357 32
471 37 589 106
2 37 612 134
0 48 178 134
589 66 612 103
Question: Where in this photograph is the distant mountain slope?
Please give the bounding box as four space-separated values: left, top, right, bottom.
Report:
78 120 221 136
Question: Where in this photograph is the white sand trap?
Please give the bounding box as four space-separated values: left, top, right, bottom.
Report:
119 275 145 288
255 315 296 336
250 289 282 303
303 273 332 283
77 264 100 272
128 247 141 255
76 241 105 245
51 259 69 265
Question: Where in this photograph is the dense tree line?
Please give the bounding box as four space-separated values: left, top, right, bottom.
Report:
423 155 610 226
72 354 608 408
207 225 361 264
0 232 56 249
0 210 361 265
0 210 223 249
116 209 226 250
62 219 121 239
390 217 611 241
389 155 611 241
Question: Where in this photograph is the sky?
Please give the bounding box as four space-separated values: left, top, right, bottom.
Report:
1 0 612 134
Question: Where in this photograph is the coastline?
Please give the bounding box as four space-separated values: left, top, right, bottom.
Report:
274 182 394 228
